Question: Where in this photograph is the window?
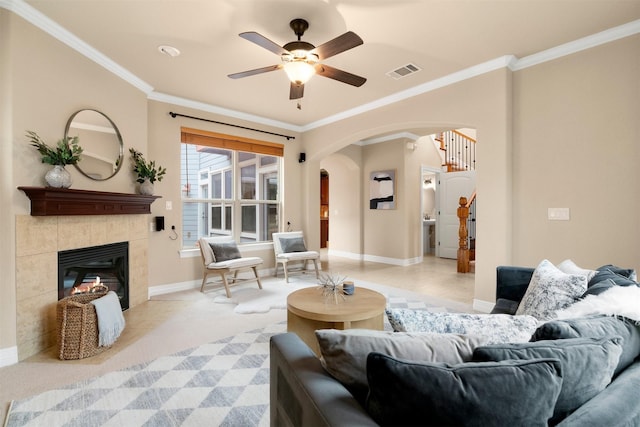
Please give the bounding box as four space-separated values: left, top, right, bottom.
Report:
181 128 283 247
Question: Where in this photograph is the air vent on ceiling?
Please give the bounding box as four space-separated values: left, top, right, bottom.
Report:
386 63 422 80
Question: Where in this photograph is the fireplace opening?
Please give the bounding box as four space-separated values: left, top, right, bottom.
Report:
58 242 129 310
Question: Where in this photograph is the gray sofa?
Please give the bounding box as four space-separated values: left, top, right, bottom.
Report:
270 265 640 426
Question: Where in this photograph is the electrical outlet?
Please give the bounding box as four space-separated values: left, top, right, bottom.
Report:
149 222 154 232
548 208 570 221
166 201 172 210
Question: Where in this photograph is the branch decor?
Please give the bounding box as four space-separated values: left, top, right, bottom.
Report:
26 131 82 165
129 148 166 184
317 272 347 304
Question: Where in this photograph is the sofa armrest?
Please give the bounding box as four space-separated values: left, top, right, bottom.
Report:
496 266 535 303
556 361 640 427
270 333 378 427
490 298 521 315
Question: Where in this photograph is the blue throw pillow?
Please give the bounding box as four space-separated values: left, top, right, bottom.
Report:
531 315 640 376
209 241 241 262
279 237 307 253
473 337 622 424
365 352 563 427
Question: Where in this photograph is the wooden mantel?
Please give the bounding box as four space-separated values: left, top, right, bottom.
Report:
18 187 161 216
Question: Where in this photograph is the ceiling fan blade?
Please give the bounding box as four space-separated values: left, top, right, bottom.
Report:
239 32 289 56
314 64 366 87
311 31 363 60
228 64 282 79
290 83 304 100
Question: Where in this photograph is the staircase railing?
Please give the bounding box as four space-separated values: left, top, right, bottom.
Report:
457 191 476 273
435 130 476 172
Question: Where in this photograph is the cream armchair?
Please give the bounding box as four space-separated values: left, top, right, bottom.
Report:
198 236 263 298
272 231 320 283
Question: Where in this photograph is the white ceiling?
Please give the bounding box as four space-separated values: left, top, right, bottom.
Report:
15 0 640 130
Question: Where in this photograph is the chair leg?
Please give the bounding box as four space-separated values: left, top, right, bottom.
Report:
219 272 232 298
312 259 320 279
253 266 262 289
231 270 239 284
200 271 210 292
283 261 290 283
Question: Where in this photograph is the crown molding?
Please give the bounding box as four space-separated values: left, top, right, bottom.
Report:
301 56 516 132
512 18 640 71
4 0 639 132
147 91 303 133
1 0 153 94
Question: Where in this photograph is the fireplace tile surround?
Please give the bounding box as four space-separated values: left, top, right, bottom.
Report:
15 214 149 360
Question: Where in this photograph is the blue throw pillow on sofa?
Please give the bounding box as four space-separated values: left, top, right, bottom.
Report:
365 353 563 427
531 315 640 376
473 337 622 425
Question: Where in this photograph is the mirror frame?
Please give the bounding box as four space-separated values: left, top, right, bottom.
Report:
65 109 124 181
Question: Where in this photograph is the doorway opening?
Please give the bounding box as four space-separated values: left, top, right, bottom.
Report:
320 170 329 248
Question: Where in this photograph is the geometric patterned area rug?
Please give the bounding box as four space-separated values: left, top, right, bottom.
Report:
4 294 460 427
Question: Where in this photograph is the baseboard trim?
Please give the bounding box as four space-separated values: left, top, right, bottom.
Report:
328 249 420 266
473 299 494 313
0 345 18 367
148 267 277 298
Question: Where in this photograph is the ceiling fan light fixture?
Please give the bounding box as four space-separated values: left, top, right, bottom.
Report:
283 60 316 85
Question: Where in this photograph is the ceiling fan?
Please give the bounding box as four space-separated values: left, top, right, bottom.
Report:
228 18 366 100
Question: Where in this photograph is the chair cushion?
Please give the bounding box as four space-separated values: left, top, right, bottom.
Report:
206 256 263 269
365 353 563 427
209 241 241 262
277 251 319 261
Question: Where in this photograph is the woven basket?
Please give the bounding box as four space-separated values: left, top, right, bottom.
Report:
56 291 109 360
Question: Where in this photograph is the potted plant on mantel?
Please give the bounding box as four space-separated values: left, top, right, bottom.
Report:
129 148 166 195
26 130 83 189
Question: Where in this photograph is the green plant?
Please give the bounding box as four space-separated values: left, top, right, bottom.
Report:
26 131 83 166
129 148 166 183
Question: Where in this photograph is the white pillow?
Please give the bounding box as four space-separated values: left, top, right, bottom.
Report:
557 259 597 282
516 259 587 320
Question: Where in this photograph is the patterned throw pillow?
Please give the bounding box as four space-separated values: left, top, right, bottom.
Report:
515 259 587 320
385 309 539 344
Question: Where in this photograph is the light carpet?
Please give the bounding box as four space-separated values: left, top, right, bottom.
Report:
207 274 472 315
5 284 468 427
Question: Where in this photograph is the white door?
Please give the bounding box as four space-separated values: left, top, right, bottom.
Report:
437 171 476 259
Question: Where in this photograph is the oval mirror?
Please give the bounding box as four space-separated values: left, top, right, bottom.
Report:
65 109 124 181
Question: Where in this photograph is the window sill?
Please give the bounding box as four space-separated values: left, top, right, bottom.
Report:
179 241 274 258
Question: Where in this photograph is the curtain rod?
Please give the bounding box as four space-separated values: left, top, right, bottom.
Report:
169 112 295 141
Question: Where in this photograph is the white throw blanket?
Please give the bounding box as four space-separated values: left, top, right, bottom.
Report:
556 285 640 323
91 291 126 346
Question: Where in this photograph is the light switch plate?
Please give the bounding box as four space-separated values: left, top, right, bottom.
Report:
166 201 172 210
548 208 570 221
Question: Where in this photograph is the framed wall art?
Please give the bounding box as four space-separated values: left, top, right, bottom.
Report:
369 169 396 209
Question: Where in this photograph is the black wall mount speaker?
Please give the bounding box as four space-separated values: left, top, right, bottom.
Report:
155 216 165 231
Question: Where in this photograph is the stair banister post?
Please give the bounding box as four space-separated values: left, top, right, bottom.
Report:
457 196 470 273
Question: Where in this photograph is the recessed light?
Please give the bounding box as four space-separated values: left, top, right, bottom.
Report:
158 45 180 57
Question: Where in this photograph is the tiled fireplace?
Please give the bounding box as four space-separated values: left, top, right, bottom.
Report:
15 214 149 360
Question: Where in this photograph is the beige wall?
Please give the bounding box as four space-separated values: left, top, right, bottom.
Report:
511 34 640 269
300 69 512 303
145 101 302 287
